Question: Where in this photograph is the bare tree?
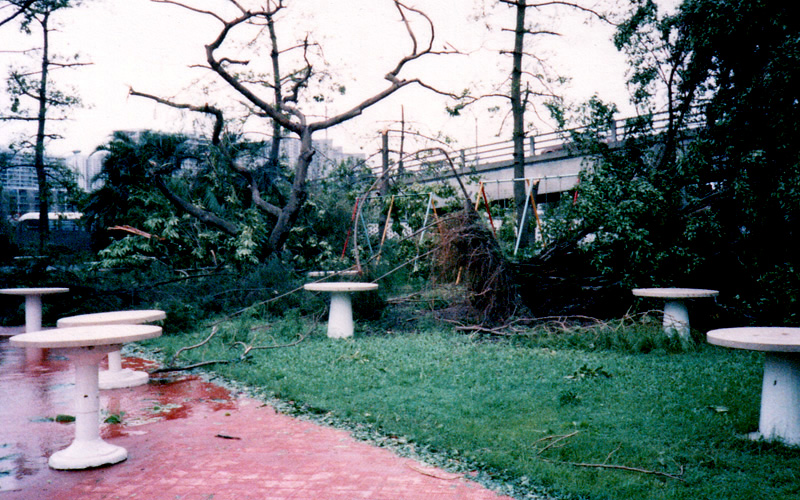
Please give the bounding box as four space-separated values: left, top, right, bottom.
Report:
1 0 89 251
450 1 611 249
130 0 459 257
506 1 614 247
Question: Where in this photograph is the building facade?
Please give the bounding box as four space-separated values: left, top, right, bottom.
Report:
0 149 75 219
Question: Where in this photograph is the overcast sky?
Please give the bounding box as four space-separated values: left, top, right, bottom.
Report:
0 0 680 159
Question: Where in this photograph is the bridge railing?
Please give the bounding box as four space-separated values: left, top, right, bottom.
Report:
393 108 704 173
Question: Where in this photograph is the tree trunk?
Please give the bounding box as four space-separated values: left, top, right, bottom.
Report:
34 11 52 253
267 14 282 171
511 0 531 248
266 129 313 252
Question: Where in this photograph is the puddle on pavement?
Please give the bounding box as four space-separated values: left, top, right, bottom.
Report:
0 337 239 492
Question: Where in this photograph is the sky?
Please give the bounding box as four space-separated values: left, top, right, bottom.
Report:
0 0 680 160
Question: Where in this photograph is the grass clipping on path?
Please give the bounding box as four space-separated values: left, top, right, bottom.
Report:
434 209 519 323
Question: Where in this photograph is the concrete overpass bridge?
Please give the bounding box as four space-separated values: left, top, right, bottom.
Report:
396 110 695 205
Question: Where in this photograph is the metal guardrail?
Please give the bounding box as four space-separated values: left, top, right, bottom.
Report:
394 108 704 173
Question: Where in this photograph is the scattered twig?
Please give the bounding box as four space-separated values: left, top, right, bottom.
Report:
151 359 231 373
604 444 622 464
215 433 242 440
443 319 523 336
233 332 308 359
536 431 580 455
535 432 686 482
566 462 685 482
407 463 461 480
441 312 668 337
170 326 219 364
155 314 321 373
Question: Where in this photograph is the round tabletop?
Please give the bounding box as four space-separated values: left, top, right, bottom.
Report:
9 324 162 349
632 288 719 299
0 287 69 296
57 309 166 328
707 327 800 352
304 282 378 293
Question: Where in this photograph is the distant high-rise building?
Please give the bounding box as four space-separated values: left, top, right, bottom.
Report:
278 137 366 179
65 150 105 192
0 149 73 218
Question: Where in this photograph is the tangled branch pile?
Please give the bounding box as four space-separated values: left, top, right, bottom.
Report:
434 209 520 323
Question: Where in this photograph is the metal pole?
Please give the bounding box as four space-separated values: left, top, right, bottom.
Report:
514 180 536 255
413 193 434 271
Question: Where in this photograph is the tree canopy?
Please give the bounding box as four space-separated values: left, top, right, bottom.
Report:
555 0 800 325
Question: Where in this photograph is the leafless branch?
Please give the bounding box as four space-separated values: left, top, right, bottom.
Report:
170 325 219 364
535 431 580 455
498 0 617 25
129 88 225 144
149 161 240 235
48 61 93 69
227 161 282 217
233 330 308 358
0 0 35 28
501 28 561 36
566 462 685 481
150 0 227 23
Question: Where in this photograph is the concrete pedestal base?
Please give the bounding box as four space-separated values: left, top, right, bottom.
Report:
56 310 166 390
50 346 128 470
663 300 690 339
24 295 45 362
707 327 800 447
49 438 127 470
633 288 718 341
0 287 69 361
758 352 800 446
98 350 149 389
328 292 354 339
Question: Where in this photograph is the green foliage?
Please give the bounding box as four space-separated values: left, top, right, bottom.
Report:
83 131 282 269
544 105 719 293
286 159 373 270
672 0 800 324
543 0 800 325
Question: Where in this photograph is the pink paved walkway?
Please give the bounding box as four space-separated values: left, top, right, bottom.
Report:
0 336 515 500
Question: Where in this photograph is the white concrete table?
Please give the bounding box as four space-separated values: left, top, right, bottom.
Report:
632 288 719 339
708 327 800 446
0 287 69 361
9 324 162 469
304 282 378 338
57 310 166 390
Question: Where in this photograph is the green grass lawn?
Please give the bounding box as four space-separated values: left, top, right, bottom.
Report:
141 311 800 500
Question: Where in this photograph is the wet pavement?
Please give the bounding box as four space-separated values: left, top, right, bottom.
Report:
0 333 515 500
